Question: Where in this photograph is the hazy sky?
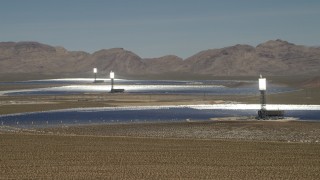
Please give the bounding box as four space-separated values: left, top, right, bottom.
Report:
1 0 320 58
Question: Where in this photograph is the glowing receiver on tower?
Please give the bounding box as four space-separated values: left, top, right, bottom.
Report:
93 68 97 73
110 71 115 79
259 78 266 91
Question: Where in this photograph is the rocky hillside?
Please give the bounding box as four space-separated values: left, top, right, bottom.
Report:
180 40 320 76
0 40 319 77
142 55 183 74
0 42 89 74
88 48 146 75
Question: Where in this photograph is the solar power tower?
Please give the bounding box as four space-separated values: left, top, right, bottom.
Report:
109 71 125 93
93 68 97 82
110 71 115 91
258 75 267 119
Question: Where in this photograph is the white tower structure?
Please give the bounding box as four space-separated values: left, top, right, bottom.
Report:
110 71 115 92
258 74 267 118
93 68 97 82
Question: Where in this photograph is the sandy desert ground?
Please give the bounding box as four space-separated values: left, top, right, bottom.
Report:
1 120 320 179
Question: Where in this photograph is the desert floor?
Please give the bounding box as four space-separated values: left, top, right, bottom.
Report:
1 120 320 179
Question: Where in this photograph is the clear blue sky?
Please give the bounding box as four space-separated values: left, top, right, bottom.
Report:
1 0 320 58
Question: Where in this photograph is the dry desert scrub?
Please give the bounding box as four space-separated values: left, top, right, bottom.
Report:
0 133 320 179
45 121 320 143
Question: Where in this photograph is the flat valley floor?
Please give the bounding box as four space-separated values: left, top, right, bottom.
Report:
1 120 320 179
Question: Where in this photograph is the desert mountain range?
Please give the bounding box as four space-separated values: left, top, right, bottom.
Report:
0 40 319 77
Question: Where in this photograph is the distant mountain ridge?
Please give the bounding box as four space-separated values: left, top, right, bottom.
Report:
0 40 319 77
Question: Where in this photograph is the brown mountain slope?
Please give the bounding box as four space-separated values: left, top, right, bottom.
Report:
0 40 320 77
180 44 258 75
0 42 89 74
88 48 146 75
181 40 320 76
143 55 183 74
255 39 320 75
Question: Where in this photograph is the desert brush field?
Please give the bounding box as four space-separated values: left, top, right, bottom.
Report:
1 121 320 179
